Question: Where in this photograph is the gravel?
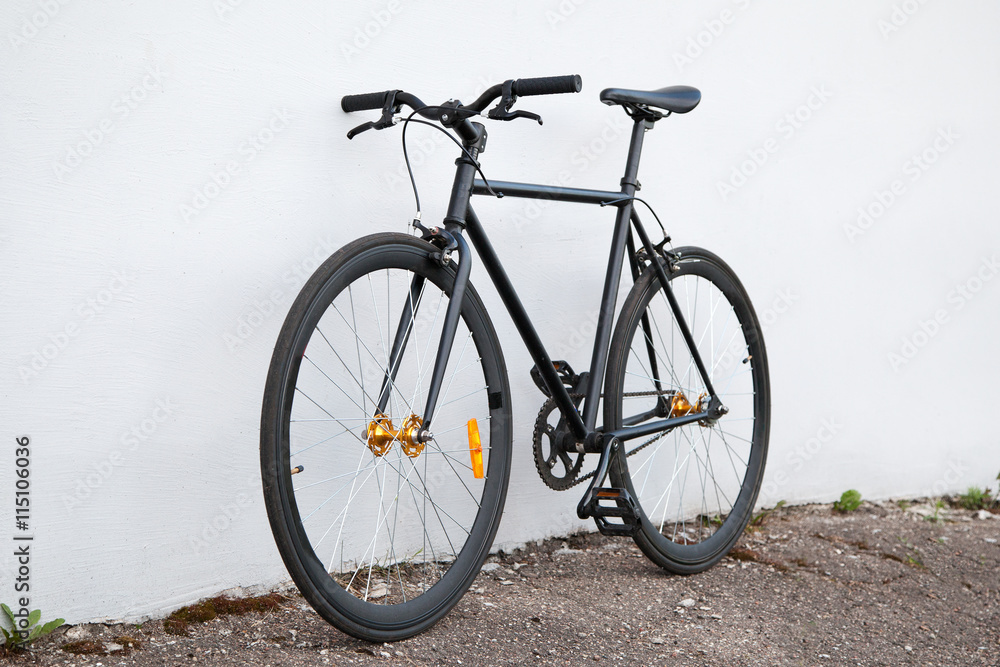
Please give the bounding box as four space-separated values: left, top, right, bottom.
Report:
3 500 998 666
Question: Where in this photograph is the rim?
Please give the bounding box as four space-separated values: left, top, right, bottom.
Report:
278 252 500 613
615 262 764 553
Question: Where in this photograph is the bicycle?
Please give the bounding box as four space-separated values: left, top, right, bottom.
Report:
260 74 770 641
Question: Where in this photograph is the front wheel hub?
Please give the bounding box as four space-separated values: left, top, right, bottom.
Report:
366 414 426 458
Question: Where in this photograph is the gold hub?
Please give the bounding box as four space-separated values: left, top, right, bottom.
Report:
668 391 707 419
366 414 425 458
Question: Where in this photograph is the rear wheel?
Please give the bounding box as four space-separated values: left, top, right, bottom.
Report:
604 246 770 573
261 233 512 640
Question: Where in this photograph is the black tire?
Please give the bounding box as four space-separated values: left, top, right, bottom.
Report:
604 246 770 573
261 233 512 641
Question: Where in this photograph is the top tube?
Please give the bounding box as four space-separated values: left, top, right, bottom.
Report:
470 180 625 206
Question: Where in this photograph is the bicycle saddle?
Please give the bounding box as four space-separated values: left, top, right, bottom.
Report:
599 85 701 114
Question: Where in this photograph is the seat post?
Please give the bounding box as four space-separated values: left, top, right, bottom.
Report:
620 116 652 192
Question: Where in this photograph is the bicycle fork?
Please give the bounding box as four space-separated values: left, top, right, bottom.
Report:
371 226 470 446
373 123 488 442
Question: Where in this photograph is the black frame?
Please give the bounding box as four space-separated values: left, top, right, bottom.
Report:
399 114 722 455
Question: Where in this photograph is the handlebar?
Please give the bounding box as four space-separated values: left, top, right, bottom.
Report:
340 90 397 113
340 74 583 117
511 74 582 97
340 90 431 114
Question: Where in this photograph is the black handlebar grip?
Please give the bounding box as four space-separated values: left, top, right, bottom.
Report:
512 75 582 97
341 91 392 113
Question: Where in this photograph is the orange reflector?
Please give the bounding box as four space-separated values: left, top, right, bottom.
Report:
467 418 484 479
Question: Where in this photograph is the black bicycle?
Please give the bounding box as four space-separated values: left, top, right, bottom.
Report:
260 75 770 641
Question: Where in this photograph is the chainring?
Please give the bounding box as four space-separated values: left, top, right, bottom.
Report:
532 388 682 491
532 397 586 490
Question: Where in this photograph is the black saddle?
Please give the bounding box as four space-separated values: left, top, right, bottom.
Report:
599 85 701 115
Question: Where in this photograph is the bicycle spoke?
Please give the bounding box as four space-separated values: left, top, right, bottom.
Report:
608 251 766 566
262 238 510 626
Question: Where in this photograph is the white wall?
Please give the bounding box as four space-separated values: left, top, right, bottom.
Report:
2 0 998 624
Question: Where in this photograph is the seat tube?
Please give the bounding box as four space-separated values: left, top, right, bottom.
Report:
581 117 651 430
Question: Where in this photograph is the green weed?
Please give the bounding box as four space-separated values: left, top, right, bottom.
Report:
833 489 862 513
746 501 786 532
0 603 64 652
923 498 946 523
956 486 994 511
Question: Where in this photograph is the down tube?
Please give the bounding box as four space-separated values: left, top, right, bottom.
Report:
463 206 588 441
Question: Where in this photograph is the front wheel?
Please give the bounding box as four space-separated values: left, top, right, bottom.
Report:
604 246 770 574
260 233 512 641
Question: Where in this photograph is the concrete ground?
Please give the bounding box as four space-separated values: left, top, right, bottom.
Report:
3 500 999 667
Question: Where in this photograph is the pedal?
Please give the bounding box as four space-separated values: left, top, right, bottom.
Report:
575 436 641 537
529 360 578 398
579 486 641 537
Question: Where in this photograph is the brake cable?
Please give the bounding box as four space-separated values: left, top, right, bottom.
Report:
397 105 503 232
599 196 671 244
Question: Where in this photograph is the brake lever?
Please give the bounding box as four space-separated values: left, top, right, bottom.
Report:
347 120 377 140
487 79 543 125
346 89 401 140
505 109 543 125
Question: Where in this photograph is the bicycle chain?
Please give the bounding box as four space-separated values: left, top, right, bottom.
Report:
532 389 673 491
